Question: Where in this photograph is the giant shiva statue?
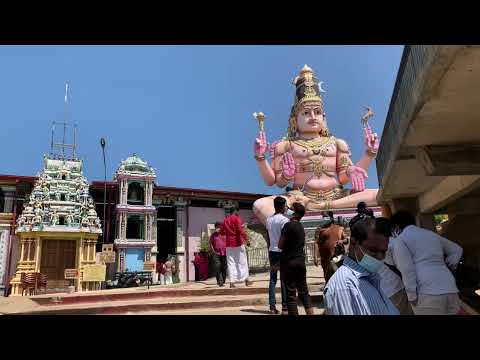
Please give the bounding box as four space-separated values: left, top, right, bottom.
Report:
252 65 379 224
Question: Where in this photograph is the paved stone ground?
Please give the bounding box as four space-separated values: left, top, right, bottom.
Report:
2 263 477 315
125 304 325 315
0 266 324 315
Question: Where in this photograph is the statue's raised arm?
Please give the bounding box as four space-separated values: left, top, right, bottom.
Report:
252 65 379 225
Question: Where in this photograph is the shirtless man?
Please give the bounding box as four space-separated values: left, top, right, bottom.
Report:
252 65 379 224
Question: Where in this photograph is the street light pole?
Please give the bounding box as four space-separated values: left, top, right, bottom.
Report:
100 138 107 244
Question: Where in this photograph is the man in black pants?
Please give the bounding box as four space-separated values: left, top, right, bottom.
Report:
210 222 227 287
278 203 315 315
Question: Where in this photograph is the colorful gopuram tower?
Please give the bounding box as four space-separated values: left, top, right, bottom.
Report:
114 154 157 275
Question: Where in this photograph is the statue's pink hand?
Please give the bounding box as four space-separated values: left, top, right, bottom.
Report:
364 127 379 154
269 140 282 158
282 152 296 180
254 130 269 157
347 166 368 192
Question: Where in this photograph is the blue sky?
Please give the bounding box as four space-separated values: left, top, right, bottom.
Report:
0 46 403 195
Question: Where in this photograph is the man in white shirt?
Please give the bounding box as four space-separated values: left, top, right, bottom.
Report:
265 196 289 314
390 210 463 315
376 218 414 315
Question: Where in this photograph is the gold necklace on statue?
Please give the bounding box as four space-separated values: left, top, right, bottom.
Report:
292 136 335 155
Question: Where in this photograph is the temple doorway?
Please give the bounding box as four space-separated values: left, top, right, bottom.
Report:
40 239 76 290
156 206 176 262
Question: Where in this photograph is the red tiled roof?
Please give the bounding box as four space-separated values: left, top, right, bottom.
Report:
0 174 37 182
1 174 269 200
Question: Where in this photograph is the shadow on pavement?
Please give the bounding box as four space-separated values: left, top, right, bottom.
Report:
239 308 272 315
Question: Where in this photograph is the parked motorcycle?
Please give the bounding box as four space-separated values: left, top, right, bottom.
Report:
117 272 141 288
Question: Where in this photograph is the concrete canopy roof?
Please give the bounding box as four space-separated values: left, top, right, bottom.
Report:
377 45 480 212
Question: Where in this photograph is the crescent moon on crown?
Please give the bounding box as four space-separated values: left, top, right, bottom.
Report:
318 81 326 93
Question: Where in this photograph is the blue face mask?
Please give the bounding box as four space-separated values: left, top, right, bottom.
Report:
286 209 295 217
357 246 384 273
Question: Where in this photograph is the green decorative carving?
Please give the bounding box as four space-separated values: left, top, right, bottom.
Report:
115 153 156 178
16 155 102 234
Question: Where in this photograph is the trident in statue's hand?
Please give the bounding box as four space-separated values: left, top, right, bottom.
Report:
361 106 374 129
361 106 379 156
253 112 269 158
253 112 266 132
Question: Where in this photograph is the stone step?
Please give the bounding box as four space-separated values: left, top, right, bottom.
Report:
126 304 326 315
20 292 324 315
29 279 324 307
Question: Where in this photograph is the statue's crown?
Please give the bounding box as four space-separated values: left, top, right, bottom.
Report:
292 64 323 111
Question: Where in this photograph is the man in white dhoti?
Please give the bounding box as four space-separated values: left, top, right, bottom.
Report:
221 207 254 288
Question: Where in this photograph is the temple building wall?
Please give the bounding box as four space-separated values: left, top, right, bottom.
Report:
1 174 266 292
0 229 9 294
7 235 19 290
186 207 254 281
187 206 225 281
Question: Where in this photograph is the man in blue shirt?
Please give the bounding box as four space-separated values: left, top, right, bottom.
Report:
324 216 399 315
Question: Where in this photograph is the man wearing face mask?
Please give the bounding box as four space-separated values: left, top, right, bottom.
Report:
324 217 399 315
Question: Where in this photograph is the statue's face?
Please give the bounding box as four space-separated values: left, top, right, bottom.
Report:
296 101 326 134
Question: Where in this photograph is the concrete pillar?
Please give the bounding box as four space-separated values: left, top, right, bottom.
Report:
34 237 41 272
175 202 186 252
124 180 127 204
19 239 25 263
175 201 187 282
119 180 123 205
121 212 127 240
146 182 152 206
390 197 418 215
381 204 392 219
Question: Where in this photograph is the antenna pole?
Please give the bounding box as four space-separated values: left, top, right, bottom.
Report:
73 124 77 159
51 123 55 155
100 138 107 244
63 82 68 159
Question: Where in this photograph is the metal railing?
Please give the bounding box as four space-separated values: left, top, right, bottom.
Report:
376 45 438 185
246 242 316 272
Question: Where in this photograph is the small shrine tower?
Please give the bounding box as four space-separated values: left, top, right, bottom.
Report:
114 154 156 274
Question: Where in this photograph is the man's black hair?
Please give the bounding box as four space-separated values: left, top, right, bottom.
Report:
357 201 367 212
390 210 416 230
374 217 392 238
327 211 334 220
228 206 238 214
292 202 305 220
349 211 374 230
352 217 391 245
273 196 287 213
214 221 222 228
351 217 372 244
